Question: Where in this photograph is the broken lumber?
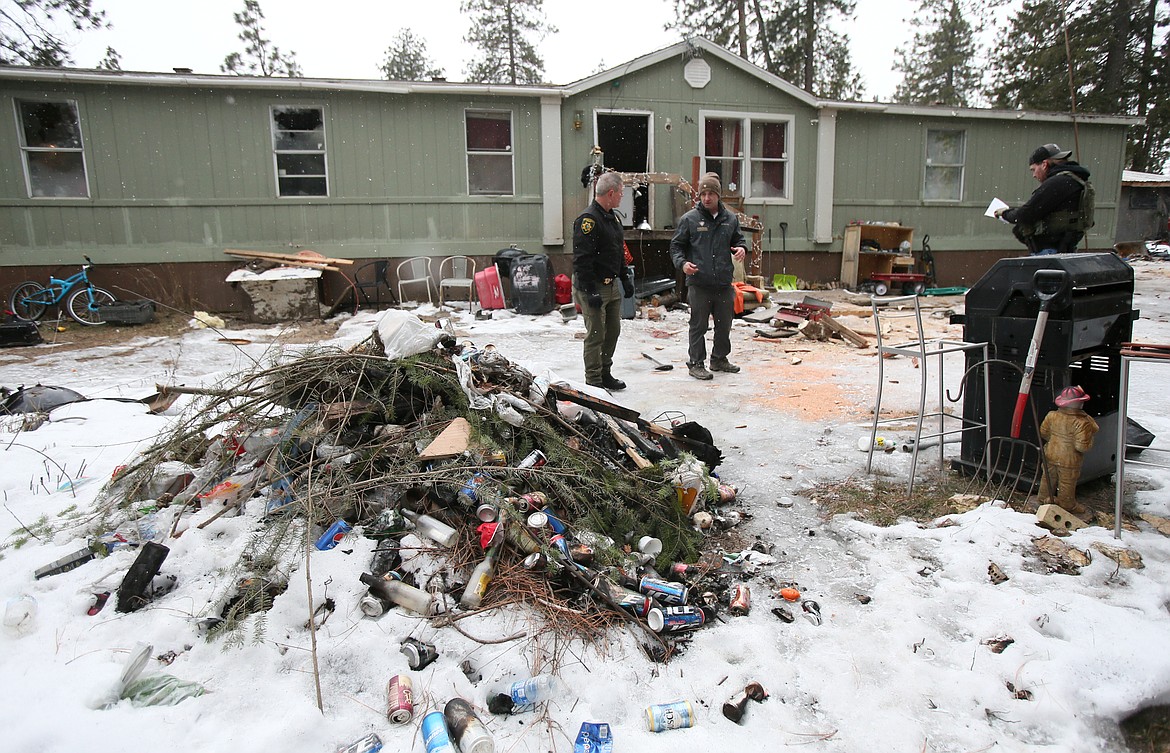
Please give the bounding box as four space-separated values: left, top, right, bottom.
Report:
821 315 869 348
224 249 353 266
601 414 653 469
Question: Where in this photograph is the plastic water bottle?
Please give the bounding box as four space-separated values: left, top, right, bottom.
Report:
486 674 561 715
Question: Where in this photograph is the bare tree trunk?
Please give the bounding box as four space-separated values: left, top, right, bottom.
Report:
1132 0 1158 170
506 0 517 85
803 0 815 92
1100 0 1131 101
737 0 748 58
751 0 774 72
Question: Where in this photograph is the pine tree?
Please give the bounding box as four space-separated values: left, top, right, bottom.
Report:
668 0 862 99
892 0 1000 106
0 0 112 67
461 0 556 85
379 29 444 81
986 0 1169 171
221 0 302 77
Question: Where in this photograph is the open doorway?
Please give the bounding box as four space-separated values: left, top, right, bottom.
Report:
596 111 650 227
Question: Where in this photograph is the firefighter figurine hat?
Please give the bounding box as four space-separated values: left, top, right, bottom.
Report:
1055 385 1090 407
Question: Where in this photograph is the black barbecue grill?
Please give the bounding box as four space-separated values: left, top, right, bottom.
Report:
955 252 1138 485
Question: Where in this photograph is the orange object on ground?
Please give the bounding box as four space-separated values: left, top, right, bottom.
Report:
779 587 801 601
732 281 765 314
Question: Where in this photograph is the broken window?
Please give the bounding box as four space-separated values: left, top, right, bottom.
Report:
16 99 89 198
466 110 514 196
924 129 965 202
271 106 328 197
702 114 792 201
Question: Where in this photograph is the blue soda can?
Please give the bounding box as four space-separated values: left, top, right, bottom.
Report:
550 534 573 561
457 472 488 507
575 721 613 753
335 732 383 753
638 576 688 605
315 519 352 550
613 589 659 618
421 711 457 753
646 700 696 732
659 605 706 632
541 506 567 534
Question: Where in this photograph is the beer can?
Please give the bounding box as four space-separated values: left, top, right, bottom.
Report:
515 491 546 513
638 576 688 605
645 700 697 732
729 584 751 615
476 502 498 522
614 590 657 618
360 594 390 617
541 506 566 534
387 674 414 724
657 605 706 633
421 710 457 753
335 732 383 753
517 450 547 470
315 519 352 551
400 637 439 670
526 511 549 530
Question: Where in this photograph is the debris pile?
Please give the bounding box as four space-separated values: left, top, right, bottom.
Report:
78 312 764 661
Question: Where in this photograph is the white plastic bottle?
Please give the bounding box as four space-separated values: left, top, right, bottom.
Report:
486 674 561 715
401 509 458 547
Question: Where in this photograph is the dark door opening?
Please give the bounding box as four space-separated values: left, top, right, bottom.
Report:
597 112 649 227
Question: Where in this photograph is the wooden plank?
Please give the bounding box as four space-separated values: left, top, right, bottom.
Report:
224 248 353 265
225 253 341 272
822 315 869 348
546 383 641 422
601 414 653 469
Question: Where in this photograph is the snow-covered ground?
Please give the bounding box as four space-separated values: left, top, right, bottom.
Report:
2 261 1169 753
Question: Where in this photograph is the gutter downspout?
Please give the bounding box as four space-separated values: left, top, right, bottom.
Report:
813 107 837 245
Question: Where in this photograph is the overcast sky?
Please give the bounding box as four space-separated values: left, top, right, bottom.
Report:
66 0 936 100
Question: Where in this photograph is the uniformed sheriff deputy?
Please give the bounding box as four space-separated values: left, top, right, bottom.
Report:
572 170 630 390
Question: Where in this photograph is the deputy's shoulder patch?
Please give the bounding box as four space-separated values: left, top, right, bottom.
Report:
581 217 595 234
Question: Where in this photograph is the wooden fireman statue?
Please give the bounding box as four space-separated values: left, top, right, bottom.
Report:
1038 386 1099 515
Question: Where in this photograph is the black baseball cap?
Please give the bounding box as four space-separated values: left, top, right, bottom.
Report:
1029 143 1073 165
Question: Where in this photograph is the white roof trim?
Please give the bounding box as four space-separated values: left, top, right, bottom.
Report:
1123 169 1170 184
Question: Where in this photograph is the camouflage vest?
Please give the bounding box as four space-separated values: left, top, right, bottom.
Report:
1019 173 1095 239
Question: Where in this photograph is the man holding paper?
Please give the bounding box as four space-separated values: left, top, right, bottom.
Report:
993 143 1094 255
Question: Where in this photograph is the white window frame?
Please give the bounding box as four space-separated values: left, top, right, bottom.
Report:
270 104 329 198
14 98 90 199
699 110 794 204
923 129 965 202
465 109 515 196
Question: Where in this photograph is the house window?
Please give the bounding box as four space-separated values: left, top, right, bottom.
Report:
466 110 513 196
271 106 327 197
924 129 965 201
702 114 791 200
16 99 89 198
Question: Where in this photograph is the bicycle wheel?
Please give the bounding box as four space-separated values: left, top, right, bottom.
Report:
9 281 50 321
66 286 115 325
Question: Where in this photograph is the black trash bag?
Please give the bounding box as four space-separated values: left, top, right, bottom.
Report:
0 384 87 415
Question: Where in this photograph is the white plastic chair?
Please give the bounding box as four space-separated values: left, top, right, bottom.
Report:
396 257 435 305
867 294 990 495
438 255 476 307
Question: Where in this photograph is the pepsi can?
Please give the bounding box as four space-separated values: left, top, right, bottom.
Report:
315 519 352 551
421 711 457 753
638 576 688 605
645 700 696 732
541 506 567 534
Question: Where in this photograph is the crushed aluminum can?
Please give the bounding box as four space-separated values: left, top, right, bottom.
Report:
729 584 750 615
645 700 696 732
400 637 439 670
387 674 414 724
521 552 548 570
575 721 613 753
336 732 383 753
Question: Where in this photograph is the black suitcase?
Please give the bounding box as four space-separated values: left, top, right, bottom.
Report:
0 319 43 348
510 254 555 315
97 300 155 325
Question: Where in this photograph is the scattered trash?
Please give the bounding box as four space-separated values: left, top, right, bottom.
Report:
722 681 769 722
115 541 169 613
34 547 95 579
336 732 383 753
982 635 1015 654
488 674 561 715
988 563 1009 585
802 600 822 625
575 722 613 753
771 606 795 623
110 642 206 708
3 595 37 636
444 697 493 753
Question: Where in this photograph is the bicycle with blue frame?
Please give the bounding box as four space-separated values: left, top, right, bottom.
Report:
8 256 116 326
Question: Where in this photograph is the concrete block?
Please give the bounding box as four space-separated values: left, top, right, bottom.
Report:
1036 504 1087 533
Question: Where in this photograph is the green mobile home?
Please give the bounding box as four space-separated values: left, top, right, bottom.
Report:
0 38 1138 313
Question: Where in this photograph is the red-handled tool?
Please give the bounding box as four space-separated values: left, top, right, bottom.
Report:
1010 269 1068 437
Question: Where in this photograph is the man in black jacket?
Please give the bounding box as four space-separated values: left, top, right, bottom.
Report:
996 143 1093 255
572 170 629 390
670 172 747 380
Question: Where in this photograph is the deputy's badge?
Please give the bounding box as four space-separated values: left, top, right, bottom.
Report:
581 217 595 234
